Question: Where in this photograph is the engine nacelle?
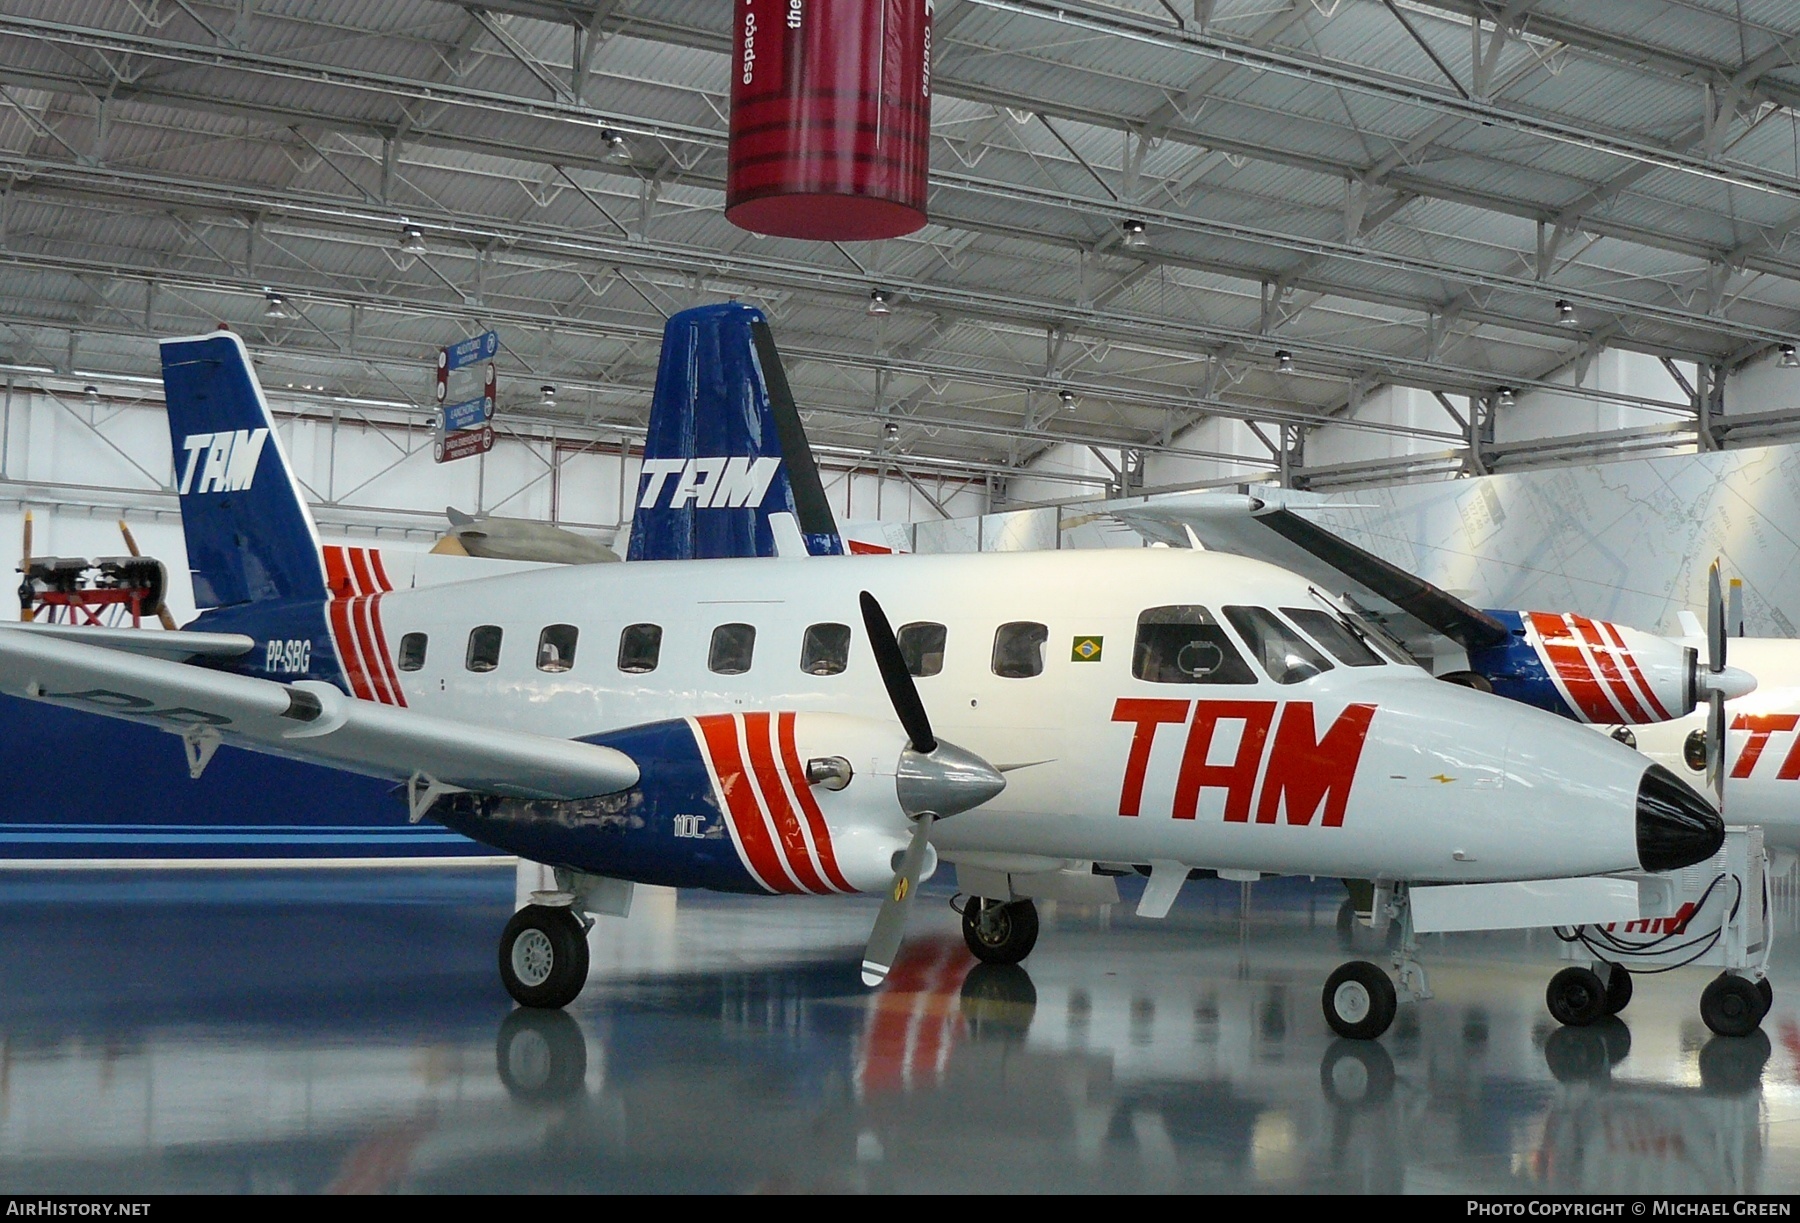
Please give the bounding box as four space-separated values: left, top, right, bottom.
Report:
1469 610 1701 725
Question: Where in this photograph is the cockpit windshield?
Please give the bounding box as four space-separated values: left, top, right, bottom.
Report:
1222 606 1333 685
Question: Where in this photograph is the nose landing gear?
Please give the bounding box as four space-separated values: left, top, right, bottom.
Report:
961 896 1040 965
1321 882 1430 1040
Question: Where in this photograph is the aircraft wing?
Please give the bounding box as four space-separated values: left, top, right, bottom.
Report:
0 622 256 662
1112 493 1510 654
0 630 639 800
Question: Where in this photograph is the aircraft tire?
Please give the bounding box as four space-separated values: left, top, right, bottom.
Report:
1700 972 1764 1038
1757 977 1774 1018
1546 967 1608 1027
962 898 1039 965
1603 965 1633 1015
1321 960 1396 1041
499 904 590 1010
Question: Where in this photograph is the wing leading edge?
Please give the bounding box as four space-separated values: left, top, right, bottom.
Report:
1112 493 1510 654
0 631 639 801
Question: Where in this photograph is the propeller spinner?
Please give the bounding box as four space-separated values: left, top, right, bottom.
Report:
858 590 1006 986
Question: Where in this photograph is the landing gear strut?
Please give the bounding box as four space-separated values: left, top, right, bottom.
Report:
962 897 1039 965
499 903 591 1009
1320 881 1429 1041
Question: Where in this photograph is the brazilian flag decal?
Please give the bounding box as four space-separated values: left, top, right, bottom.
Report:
1071 635 1103 662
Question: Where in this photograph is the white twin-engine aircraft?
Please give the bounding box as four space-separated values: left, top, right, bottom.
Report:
0 314 1725 1043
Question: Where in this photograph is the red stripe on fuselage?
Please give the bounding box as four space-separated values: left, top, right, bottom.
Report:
778 712 855 893
366 591 406 707
328 597 375 700
322 546 354 598
1604 620 1672 720
1528 612 1616 723
740 712 830 894
347 548 380 599
696 714 799 894
353 595 398 705
368 550 395 593
1571 615 1650 722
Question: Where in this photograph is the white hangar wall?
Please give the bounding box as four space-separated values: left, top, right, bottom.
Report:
0 377 986 624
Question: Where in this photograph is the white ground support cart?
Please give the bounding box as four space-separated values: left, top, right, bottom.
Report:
1550 826 1771 1037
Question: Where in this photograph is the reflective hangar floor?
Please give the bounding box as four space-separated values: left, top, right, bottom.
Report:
1 867 1798 1195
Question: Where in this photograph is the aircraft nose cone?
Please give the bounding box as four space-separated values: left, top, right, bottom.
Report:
1636 763 1724 871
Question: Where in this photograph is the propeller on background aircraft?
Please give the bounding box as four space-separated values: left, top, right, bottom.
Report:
117 520 178 631
1704 561 1730 806
17 510 30 621
858 590 1006 986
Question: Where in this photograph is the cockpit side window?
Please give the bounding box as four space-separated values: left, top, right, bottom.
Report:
1282 607 1383 667
1132 606 1256 684
1223 606 1334 685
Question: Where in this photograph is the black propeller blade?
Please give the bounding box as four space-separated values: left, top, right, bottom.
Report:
859 590 937 754
856 590 1006 987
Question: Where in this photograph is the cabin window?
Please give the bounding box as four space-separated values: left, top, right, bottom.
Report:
617 623 662 674
465 625 503 673
897 622 946 677
396 632 427 672
1282 607 1383 667
1224 606 1334 685
801 623 851 676
709 623 756 675
537 624 579 673
991 622 1049 679
1133 606 1256 684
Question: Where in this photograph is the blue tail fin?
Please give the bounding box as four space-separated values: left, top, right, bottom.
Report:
627 303 843 560
160 330 328 608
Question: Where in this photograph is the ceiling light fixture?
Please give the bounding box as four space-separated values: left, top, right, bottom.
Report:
1782 345 1799 369
262 291 290 320
1274 350 1294 375
82 385 99 406
867 288 892 317
884 420 900 439
1497 386 1516 407
1059 388 1078 411
399 222 427 255
601 129 632 164
1555 298 1578 326
1121 218 1147 249
539 384 557 408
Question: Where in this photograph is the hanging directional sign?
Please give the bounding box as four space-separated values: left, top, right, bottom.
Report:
441 329 499 374
434 330 501 465
435 423 495 464
442 365 497 433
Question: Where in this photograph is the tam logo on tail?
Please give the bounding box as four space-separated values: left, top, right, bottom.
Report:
638 457 782 510
176 429 270 495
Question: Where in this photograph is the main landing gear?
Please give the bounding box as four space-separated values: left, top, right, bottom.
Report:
499 902 592 1009
962 896 1040 965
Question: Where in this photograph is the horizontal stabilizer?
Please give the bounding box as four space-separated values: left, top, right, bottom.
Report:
0 622 255 662
0 631 639 800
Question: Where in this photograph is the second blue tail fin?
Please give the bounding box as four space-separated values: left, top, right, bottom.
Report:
627 303 843 561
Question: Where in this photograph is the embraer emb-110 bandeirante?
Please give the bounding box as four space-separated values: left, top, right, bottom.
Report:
0 308 1724 1042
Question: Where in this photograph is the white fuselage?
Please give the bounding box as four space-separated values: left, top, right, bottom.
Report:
349 548 1657 886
